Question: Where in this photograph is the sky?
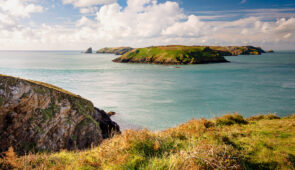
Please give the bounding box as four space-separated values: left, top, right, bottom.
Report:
0 0 295 50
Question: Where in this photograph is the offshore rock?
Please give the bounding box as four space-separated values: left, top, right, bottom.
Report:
85 47 92 53
0 74 120 155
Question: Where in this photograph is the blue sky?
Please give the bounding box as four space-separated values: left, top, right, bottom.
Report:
0 0 295 50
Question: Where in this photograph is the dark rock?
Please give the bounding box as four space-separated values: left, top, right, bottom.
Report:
85 47 92 53
94 108 120 139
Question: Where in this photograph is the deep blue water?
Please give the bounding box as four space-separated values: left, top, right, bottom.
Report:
0 51 294 130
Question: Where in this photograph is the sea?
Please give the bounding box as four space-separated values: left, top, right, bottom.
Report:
0 50 294 130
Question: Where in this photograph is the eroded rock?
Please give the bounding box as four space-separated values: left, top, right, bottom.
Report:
0 74 120 155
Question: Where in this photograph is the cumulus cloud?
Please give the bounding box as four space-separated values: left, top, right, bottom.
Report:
0 0 295 50
0 0 43 18
80 6 99 14
62 0 116 7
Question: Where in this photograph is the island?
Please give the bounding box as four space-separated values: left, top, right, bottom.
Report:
112 45 230 64
111 45 265 65
97 47 133 55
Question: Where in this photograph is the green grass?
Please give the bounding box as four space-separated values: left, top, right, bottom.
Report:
113 45 228 64
1 113 294 169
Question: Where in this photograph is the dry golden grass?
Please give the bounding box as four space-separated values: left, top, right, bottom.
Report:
1 113 294 169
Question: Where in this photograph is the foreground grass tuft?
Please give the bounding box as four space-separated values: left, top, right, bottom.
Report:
1 113 294 169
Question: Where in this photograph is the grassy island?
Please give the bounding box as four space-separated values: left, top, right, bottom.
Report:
1 113 294 169
113 45 229 64
97 47 133 55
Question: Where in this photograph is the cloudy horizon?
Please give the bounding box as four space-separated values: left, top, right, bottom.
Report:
0 0 295 50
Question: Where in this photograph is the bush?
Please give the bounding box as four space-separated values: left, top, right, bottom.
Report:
216 114 248 126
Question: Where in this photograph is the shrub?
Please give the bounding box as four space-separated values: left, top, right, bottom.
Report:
248 114 280 121
216 114 248 126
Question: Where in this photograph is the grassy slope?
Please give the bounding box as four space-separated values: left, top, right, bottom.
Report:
97 47 133 55
0 74 82 99
113 45 228 64
209 46 264 55
1 114 294 169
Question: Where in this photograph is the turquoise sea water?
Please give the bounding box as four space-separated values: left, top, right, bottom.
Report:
0 51 294 130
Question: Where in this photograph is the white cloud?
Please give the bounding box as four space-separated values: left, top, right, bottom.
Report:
62 0 116 7
0 13 16 27
0 0 43 18
80 6 99 14
0 0 295 50
162 15 207 37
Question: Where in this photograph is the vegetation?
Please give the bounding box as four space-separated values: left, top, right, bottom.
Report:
113 45 229 64
112 45 265 64
1 113 294 169
209 46 265 55
97 47 133 55
0 74 81 99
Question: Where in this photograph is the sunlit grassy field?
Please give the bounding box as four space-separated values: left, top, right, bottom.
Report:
1 113 294 169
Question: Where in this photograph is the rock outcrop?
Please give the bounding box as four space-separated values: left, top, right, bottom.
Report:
97 47 133 55
0 74 120 155
268 50 274 53
85 47 92 53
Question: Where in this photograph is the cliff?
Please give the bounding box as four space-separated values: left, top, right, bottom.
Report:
0 74 119 155
97 47 133 55
113 45 229 64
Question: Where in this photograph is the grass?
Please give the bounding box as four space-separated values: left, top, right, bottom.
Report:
1 113 294 169
113 45 228 64
0 74 81 99
97 47 133 55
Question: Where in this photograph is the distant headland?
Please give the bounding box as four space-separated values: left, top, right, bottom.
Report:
97 47 133 55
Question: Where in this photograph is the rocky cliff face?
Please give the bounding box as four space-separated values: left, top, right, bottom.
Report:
0 74 119 155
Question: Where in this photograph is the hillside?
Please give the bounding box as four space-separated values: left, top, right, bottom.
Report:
209 46 265 55
1 113 294 169
97 47 133 55
113 45 229 64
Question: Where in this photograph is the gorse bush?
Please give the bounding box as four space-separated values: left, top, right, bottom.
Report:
1 113 294 169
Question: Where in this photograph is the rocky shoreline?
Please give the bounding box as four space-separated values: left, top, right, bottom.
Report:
0 74 120 155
